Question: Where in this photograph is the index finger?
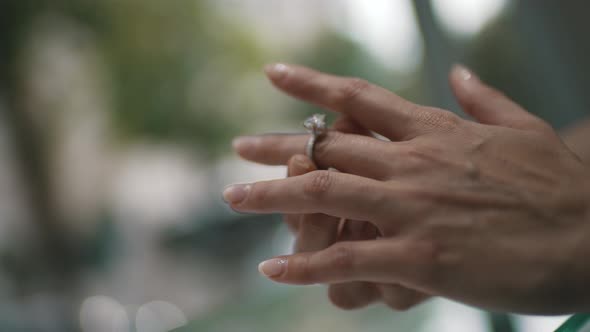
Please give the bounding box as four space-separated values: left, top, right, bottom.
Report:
265 63 447 140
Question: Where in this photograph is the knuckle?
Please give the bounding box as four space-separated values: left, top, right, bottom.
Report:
303 170 333 197
327 243 355 274
396 144 431 170
400 144 424 161
404 238 445 287
335 77 370 105
416 108 461 131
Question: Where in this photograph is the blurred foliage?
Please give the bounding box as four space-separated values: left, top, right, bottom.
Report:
467 2 590 129
100 0 263 156
1 1 590 331
174 287 433 332
1 0 273 159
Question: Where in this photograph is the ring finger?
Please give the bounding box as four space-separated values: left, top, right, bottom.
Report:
233 131 394 179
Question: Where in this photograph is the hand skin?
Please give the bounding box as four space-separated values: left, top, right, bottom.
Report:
562 117 590 163
286 153 430 311
286 115 431 311
224 63 590 314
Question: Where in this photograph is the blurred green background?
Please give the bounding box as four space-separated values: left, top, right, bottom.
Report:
0 1 589 331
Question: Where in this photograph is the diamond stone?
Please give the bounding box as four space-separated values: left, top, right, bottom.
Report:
303 114 327 135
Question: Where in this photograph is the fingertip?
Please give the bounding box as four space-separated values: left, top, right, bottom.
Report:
222 184 251 205
449 64 481 114
258 258 287 278
264 63 291 83
232 136 259 157
449 64 481 96
451 64 479 83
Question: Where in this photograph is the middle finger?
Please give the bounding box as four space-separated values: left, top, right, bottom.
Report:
233 131 393 179
287 155 340 252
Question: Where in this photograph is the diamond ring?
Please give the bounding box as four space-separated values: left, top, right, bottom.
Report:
303 113 327 164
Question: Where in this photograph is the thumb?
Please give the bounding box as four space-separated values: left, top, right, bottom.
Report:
449 64 551 133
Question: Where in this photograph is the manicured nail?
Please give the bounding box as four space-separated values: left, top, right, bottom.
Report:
258 258 287 277
232 136 258 153
264 63 290 81
223 184 250 204
453 64 479 82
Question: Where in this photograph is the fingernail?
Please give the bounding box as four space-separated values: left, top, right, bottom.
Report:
264 63 290 81
258 258 287 277
453 64 479 82
222 184 250 204
232 136 258 153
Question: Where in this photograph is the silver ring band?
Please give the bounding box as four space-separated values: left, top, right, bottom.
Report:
303 113 327 164
306 135 316 161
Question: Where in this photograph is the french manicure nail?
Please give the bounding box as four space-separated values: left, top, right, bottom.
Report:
264 63 290 81
453 64 479 82
258 258 287 277
223 184 250 204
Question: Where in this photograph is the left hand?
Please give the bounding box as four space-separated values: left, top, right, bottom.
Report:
224 64 590 314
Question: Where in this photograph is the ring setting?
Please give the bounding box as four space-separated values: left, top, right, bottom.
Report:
303 113 327 163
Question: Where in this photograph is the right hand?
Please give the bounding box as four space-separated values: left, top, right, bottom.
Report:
228 64 590 314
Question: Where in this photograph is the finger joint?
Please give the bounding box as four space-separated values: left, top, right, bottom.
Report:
327 243 355 275
304 171 333 198
416 108 460 132
334 78 370 106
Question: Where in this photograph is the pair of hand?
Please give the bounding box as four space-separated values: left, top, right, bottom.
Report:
224 63 590 314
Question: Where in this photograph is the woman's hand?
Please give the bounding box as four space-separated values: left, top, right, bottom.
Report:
224 64 590 314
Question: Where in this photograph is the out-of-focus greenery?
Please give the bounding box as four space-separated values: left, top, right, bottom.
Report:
2 1 590 332
2 0 273 159
174 287 434 332
101 0 265 156
1 2 396 330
